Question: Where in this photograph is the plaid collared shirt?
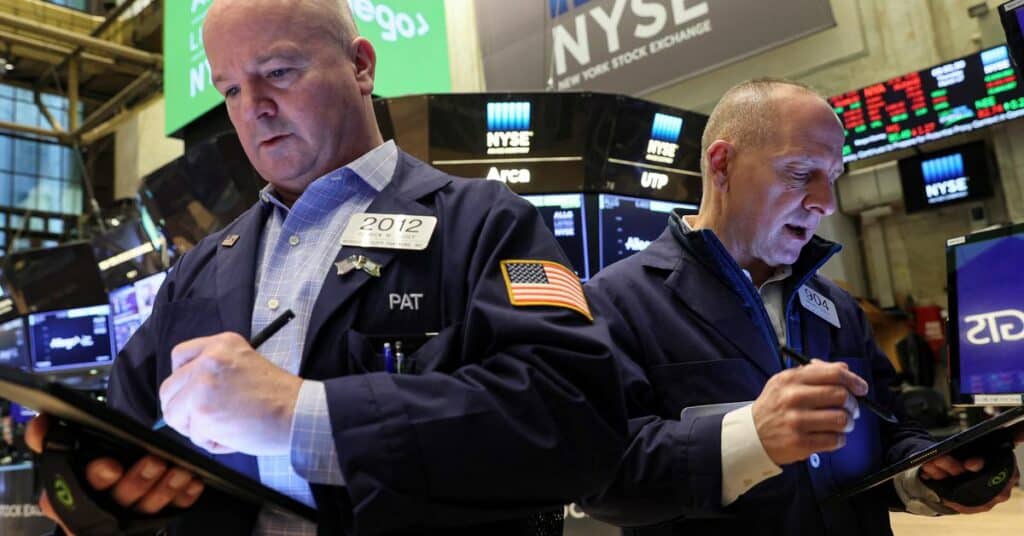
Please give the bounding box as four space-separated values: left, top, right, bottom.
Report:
251 141 397 535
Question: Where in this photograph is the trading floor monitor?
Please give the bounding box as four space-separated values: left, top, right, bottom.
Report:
947 222 1024 406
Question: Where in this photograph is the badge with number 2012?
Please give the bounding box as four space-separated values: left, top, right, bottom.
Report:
340 213 438 250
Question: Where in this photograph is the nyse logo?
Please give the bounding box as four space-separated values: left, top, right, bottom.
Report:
963 309 1024 345
645 113 682 164
921 153 970 204
640 171 668 189
486 102 533 155
486 167 532 184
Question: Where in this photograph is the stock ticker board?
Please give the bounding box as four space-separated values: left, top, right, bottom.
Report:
830 45 1024 163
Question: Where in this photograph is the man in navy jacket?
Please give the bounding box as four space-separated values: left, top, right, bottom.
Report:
26 0 626 534
580 79 1017 535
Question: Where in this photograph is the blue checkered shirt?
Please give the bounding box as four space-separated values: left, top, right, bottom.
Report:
250 141 397 535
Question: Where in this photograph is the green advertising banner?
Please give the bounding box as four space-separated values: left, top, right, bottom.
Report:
163 0 452 136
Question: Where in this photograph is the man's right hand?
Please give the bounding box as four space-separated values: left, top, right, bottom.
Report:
25 413 205 535
751 359 869 466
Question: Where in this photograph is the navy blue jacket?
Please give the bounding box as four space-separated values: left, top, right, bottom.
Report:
580 212 933 535
107 151 627 535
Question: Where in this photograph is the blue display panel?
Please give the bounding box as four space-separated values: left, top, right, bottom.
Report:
28 305 113 373
522 194 590 280
109 271 167 354
948 223 1024 404
598 193 697 269
0 317 29 370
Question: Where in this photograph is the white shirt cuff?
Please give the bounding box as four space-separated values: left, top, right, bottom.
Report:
721 404 782 505
289 380 346 485
893 467 954 516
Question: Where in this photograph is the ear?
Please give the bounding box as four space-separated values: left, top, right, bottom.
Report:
706 140 735 193
351 37 377 95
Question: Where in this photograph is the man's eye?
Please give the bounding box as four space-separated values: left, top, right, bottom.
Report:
224 86 240 98
268 68 291 79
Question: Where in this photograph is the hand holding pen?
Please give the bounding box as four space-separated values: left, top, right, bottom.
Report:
155 309 302 455
750 350 874 466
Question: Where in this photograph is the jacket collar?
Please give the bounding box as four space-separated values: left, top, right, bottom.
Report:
634 210 841 378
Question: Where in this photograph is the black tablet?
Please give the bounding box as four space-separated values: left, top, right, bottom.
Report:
0 365 318 522
829 405 1024 501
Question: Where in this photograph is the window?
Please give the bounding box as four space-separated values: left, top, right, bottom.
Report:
45 0 88 11
0 82 83 216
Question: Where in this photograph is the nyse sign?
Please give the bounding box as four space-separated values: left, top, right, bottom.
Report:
963 309 1024 345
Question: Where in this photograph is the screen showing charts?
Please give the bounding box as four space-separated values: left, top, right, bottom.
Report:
948 224 1024 401
109 272 167 354
28 305 113 372
830 45 1024 163
522 194 590 280
599 194 697 269
0 317 29 370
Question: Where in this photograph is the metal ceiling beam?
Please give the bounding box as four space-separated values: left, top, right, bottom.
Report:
40 0 146 89
0 11 161 67
0 119 69 143
74 70 158 137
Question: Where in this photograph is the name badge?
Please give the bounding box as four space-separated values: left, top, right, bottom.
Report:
341 213 437 251
798 285 841 329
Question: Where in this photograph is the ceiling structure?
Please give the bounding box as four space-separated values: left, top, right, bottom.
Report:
0 0 163 146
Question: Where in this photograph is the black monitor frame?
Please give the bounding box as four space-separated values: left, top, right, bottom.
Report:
946 221 1024 406
1000 1 1024 69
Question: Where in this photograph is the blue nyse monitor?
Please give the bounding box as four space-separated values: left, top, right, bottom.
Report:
947 222 1024 405
28 304 114 373
110 271 167 354
0 317 29 370
598 193 697 269
522 194 590 280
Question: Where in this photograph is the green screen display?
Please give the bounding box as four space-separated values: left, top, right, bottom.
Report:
163 0 452 136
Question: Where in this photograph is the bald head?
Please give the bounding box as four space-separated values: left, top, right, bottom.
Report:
700 79 833 180
204 0 359 55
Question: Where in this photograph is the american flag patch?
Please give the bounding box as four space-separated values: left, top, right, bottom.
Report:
499 260 592 321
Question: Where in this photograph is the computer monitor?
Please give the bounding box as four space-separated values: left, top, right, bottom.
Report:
1000 1 1024 68
0 317 29 370
898 141 995 214
27 304 114 373
109 271 167 354
521 194 590 280
598 193 697 270
947 222 1024 406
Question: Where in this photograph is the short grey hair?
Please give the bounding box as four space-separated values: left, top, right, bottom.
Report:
700 78 823 177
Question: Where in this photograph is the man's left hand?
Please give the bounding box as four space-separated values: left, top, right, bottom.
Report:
919 454 1019 514
158 332 303 455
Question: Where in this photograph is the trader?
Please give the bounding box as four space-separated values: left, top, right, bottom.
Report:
26 0 626 534
579 78 1017 535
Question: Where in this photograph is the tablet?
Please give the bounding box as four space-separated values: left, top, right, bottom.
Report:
0 365 318 522
829 405 1024 502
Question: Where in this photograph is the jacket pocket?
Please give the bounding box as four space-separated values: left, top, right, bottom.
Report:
647 358 764 418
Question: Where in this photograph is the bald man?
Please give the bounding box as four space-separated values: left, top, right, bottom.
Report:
27 1 627 534
578 79 1017 535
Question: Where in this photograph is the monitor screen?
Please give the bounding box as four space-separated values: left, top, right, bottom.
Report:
521 194 590 280
898 141 994 213
8 402 37 424
428 93 588 194
830 45 1024 163
1000 1 1024 69
0 317 29 370
598 194 697 269
2 242 108 314
947 223 1024 405
28 305 113 373
110 272 167 354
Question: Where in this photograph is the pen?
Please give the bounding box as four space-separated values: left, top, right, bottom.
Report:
152 308 296 431
778 345 899 424
382 342 395 374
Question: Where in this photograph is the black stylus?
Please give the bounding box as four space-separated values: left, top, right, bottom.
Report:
152 309 296 431
779 345 899 424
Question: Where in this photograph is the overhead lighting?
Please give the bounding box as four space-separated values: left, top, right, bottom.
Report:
3 63 12 72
